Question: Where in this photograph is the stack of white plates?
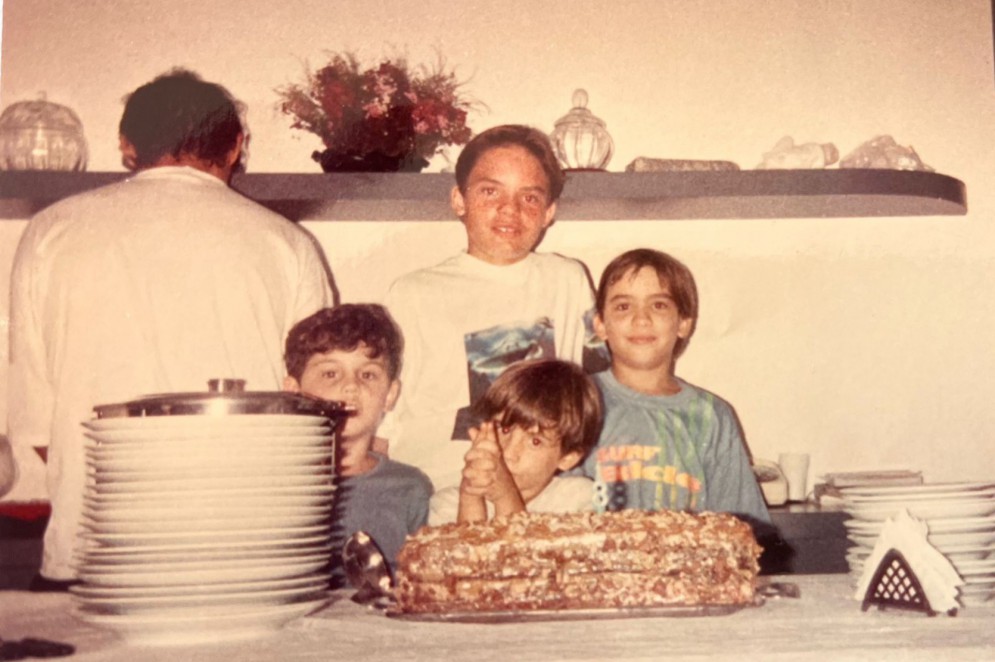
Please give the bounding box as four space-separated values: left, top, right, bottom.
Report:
72 414 336 645
841 481 995 607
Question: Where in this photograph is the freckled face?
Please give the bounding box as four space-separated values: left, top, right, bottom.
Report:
594 266 693 374
291 345 399 449
451 145 557 265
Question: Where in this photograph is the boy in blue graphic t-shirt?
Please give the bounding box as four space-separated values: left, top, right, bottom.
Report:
583 248 770 525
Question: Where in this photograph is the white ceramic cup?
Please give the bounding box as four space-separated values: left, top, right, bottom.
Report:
778 452 810 502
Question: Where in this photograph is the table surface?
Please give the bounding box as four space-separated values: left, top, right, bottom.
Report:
1 575 992 661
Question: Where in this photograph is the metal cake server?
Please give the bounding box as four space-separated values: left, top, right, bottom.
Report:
342 531 396 609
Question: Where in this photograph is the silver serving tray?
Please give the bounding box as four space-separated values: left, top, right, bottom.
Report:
386 602 756 624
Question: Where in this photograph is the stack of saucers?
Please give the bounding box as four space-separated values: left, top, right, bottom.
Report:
841 481 995 607
72 412 337 645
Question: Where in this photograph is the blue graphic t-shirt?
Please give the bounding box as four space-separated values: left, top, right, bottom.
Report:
583 371 770 523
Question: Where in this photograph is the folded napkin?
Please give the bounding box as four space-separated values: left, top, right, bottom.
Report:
854 509 962 614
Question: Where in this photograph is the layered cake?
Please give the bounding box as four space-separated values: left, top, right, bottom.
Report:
394 510 762 613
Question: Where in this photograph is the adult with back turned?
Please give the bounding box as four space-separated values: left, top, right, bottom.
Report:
7 69 334 587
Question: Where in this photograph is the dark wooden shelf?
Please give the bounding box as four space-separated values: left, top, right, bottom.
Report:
0 169 967 221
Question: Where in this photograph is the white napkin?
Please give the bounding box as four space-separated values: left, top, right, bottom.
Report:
854 509 962 614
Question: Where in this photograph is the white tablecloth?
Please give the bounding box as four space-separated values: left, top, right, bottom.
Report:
1 575 993 661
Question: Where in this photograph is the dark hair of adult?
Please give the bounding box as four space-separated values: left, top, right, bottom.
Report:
119 68 243 169
284 304 403 381
472 359 603 459
596 248 699 358
454 124 566 202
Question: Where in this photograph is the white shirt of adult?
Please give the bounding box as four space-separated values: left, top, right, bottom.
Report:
8 165 333 579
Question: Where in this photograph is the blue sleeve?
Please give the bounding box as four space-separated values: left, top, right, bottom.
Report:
704 400 771 524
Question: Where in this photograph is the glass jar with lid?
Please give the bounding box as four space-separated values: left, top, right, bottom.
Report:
549 88 613 171
0 93 88 171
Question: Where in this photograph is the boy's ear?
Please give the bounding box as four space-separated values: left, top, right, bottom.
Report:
450 186 467 218
677 316 694 339
384 379 401 412
282 375 301 393
557 449 583 472
593 313 608 342
119 136 138 171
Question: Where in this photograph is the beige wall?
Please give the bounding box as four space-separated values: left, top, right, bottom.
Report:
2 0 994 498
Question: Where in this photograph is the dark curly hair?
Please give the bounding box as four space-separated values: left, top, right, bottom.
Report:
119 68 244 169
284 304 403 381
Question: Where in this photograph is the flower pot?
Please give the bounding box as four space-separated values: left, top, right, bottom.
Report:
313 150 429 173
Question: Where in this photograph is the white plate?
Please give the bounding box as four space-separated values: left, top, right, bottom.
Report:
84 495 333 514
960 574 995 587
72 572 328 599
839 481 995 499
86 440 331 453
76 542 332 568
81 511 328 534
87 451 330 473
959 594 994 607
89 464 330 483
953 558 995 574
846 547 870 561
79 550 329 575
928 515 995 533
81 524 331 547
843 515 995 532
83 484 334 502
76 532 330 554
84 439 332 455
83 506 332 533
846 533 878 549
83 414 331 431
939 544 994 561
73 596 329 646
931 530 995 548
79 556 329 587
846 528 995 549
845 498 995 522
73 584 329 615
89 474 331 494
75 536 331 563
843 487 995 504
85 427 332 443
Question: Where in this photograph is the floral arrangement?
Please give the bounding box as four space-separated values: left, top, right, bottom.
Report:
277 53 475 172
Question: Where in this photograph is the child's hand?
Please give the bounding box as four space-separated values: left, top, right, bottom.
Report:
461 421 524 517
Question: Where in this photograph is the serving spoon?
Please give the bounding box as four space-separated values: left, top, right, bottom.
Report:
341 531 396 609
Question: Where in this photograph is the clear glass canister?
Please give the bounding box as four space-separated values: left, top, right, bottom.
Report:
0 93 88 171
549 88 613 171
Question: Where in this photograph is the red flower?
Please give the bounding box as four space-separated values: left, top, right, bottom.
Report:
277 52 477 166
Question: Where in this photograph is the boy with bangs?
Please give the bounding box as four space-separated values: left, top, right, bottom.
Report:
283 304 432 575
429 359 603 524
585 249 769 524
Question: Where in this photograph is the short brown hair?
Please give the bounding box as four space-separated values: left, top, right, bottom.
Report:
455 124 566 202
596 248 699 358
472 359 602 459
284 304 403 381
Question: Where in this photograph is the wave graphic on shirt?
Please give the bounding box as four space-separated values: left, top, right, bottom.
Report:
450 318 556 440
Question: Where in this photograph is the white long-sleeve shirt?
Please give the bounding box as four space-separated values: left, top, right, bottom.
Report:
8 166 334 579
